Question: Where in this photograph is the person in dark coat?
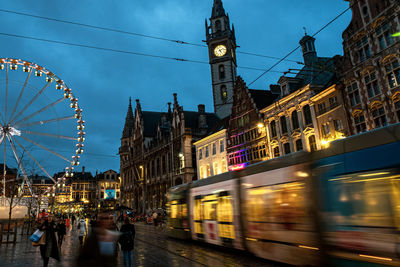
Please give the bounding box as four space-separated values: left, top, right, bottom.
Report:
119 217 136 267
39 215 60 267
76 212 119 267
56 219 67 247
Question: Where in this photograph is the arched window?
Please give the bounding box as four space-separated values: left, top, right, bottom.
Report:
219 65 225 80
384 57 400 89
303 105 313 126
283 143 291 155
291 110 299 130
308 135 317 152
273 147 280 158
371 105 387 128
215 20 221 32
220 85 227 101
280 116 288 134
270 121 277 137
295 139 303 151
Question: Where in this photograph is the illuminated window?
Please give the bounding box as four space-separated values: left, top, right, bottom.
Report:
308 135 317 152
213 162 219 175
333 119 343 131
217 192 235 239
221 85 227 101
365 71 381 98
385 58 400 89
246 182 305 230
206 165 211 177
194 197 204 235
221 160 227 173
273 147 280 158
203 195 217 220
322 123 330 137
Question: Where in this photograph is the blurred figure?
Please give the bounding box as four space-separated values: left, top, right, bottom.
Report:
152 211 158 227
78 218 87 245
38 215 60 267
71 214 76 227
76 211 119 267
56 219 67 247
119 217 135 267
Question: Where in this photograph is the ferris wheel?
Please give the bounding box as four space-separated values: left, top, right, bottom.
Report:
0 58 85 199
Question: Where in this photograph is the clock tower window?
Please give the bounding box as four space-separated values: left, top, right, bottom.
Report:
219 65 226 79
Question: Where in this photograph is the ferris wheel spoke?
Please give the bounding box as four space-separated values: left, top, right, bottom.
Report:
9 69 33 123
13 97 66 127
6 134 33 196
12 136 57 184
21 130 77 141
18 135 71 163
5 64 9 123
9 82 51 125
2 135 6 197
16 115 75 128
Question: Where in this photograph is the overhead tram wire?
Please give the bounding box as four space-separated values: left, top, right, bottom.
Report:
0 32 285 74
0 8 301 65
247 2 354 87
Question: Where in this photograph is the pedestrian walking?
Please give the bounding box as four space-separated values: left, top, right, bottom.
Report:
56 219 67 247
76 211 120 267
119 217 135 267
152 211 158 227
78 218 87 245
71 214 76 227
38 215 60 267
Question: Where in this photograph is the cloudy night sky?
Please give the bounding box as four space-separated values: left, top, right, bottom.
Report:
0 1 352 176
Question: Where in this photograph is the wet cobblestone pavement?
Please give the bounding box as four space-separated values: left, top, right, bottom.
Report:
0 222 283 267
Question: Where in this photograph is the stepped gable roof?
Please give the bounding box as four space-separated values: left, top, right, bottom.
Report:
183 111 220 130
248 89 279 111
142 111 162 137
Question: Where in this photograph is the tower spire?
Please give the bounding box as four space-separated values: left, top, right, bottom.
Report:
211 0 225 18
122 97 134 138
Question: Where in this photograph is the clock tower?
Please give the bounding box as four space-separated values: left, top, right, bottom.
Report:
206 0 237 119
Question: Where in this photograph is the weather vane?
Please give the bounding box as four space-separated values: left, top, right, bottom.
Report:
303 27 307 35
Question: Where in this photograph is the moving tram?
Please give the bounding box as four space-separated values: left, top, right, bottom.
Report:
167 123 400 266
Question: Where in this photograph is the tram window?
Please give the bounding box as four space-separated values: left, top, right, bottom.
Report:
217 192 235 239
194 197 204 234
171 200 178 218
203 195 217 220
246 182 305 227
328 173 399 227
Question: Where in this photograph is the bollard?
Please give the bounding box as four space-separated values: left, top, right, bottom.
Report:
13 222 17 244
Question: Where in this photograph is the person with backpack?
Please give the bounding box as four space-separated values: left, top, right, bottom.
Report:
119 217 135 267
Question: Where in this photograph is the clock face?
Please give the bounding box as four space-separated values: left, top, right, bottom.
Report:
214 44 227 57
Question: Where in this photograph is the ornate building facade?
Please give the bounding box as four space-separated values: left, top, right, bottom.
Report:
262 35 350 158
341 0 400 134
227 77 278 169
120 96 219 212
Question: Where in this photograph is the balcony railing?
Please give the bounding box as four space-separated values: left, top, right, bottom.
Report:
317 102 339 116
